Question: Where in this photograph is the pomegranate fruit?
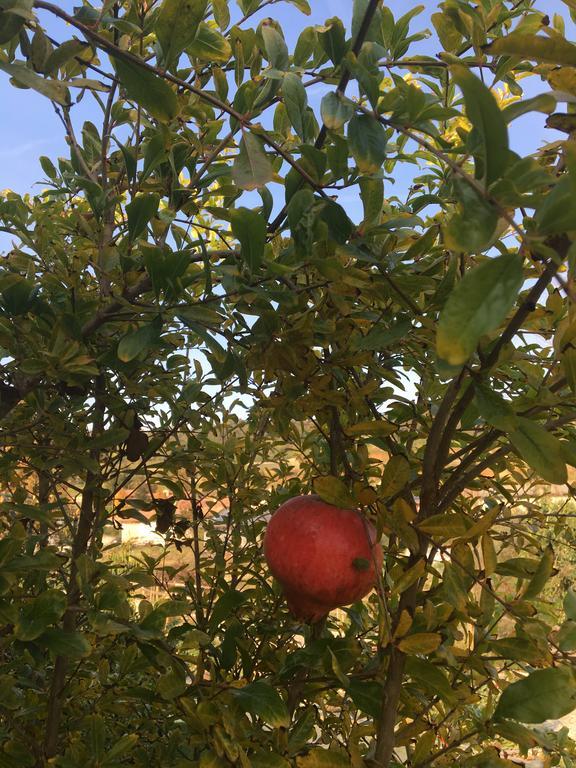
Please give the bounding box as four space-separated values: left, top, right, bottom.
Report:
264 495 383 622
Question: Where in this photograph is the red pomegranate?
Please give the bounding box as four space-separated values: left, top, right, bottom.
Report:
263 495 383 622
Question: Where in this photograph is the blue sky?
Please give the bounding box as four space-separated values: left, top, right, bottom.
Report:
0 0 572 199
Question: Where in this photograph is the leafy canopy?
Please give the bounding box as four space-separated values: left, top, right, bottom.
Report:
0 0 576 766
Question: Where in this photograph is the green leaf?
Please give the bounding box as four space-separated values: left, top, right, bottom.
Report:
31 27 52 74
488 637 548 665
293 26 316 66
44 39 92 75
0 60 70 105
156 0 207 69
509 418 567 485
230 207 266 272
39 628 91 658
475 384 518 432
232 680 290 728
450 65 509 186
287 188 316 253
459 507 500 543
112 56 179 122
261 24 289 70
320 92 354 131
432 11 463 52
380 455 410 498
318 16 347 65
406 657 455 702
436 253 524 366
348 680 383 718
495 666 576 723
118 322 161 363
251 755 290 768
200 752 229 768
347 114 387 174
208 589 249 630
488 33 576 67
187 22 232 62
557 620 576 651
86 714 105 761
0 7 26 44
522 545 555 601
158 669 187 699
351 0 382 43
535 175 576 235
313 475 355 509
319 200 353 244
232 133 273 190
353 317 412 351
283 73 308 141
287 0 311 14
105 734 139 762
15 589 67 641
443 180 498 253
359 176 383 227
565 588 576 620
212 0 229 30
502 93 556 124
126 193 160 241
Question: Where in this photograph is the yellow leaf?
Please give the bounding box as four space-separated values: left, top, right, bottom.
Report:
548 66 576 95
458 506 500 542
481 534 497 576
392 609 413 640
393 558 426 595
346 420 397 437
398 633 442 655
380 455 410 498
418 513 468 539
313 476 355 509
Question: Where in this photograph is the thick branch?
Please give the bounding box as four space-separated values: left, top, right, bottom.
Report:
43 386 104 758
434 252 564 475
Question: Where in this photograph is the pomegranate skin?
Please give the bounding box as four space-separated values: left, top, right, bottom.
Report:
264 495 383 622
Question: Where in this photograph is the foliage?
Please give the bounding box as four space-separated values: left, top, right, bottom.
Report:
0 0 576 766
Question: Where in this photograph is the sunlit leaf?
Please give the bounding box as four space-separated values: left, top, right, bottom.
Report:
488 33 576 67
187 22 232 62
156 0 207 69
437 253 523 366
380 455 410 498
313 476 355 508
397 633 442 654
